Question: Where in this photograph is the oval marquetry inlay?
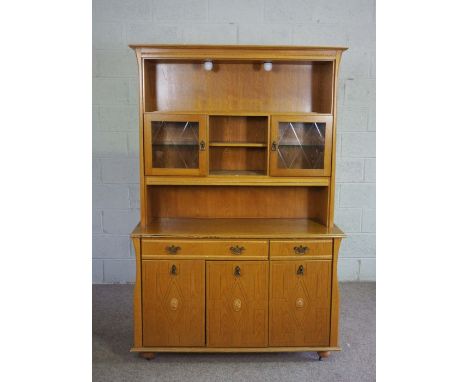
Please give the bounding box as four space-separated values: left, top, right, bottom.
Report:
296 298 304 308
233 298 242 311
170 297 179 310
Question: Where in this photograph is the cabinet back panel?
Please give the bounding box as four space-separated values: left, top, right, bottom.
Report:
145 61 332 113
148 185 328 221
209 147 267 173
209 116 268 143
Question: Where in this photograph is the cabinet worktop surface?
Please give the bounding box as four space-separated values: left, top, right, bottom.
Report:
131 218 345 239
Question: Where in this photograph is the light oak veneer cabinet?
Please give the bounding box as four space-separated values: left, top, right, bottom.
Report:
129 45 347 361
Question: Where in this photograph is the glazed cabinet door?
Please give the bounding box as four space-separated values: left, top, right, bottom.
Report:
142 260 205 347
269 260 332 346
270 115 333 176
144 113 207 176
206 261 268 347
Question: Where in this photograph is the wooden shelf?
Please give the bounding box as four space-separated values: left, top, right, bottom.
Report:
152 143 198 146
209 142 267 148
145 111 334 117
209 170 266 176
132 218 345 239
145 175 330 186
278 143 324 147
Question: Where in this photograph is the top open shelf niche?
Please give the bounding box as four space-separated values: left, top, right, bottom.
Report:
143 60 334 114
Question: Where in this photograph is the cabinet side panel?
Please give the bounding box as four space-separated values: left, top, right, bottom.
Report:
312 62 334 113
144 60 156 112
137 51 148 226
131 237 143 347
329 238 342 347
308 187 330 226
328 54 342 228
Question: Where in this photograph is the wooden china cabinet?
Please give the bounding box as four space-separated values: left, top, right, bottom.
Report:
129 45 347 360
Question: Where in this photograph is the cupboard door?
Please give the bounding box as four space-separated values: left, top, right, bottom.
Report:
142 260 205 346
269 260 331 346
270 115 333 177
144 113 207 176
207 261 268 347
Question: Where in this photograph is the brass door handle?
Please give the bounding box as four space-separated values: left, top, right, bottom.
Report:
297 265 304 276
166 245 181 255
199 140 206 151
234 266 241 277
271 141 277 151
171 264 177 275
293 245 309 255
230 245 245 255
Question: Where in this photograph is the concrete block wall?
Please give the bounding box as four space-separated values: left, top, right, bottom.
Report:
93 0 376 283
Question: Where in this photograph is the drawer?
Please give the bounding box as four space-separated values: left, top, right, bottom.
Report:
270 240 333 259
142 239 268 259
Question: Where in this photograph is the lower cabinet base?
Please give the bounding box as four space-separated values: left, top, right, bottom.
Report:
132 347 341 353
132 235 344 359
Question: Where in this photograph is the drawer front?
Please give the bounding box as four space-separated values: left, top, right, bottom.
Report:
142 239 268 259
270 240 333 259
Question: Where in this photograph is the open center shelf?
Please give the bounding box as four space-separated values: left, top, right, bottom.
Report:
209 115 269 175
143 60 334 114
146 184 330 226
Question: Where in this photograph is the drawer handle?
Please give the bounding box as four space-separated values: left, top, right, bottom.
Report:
297 265 304 276
293 245 309 255
234 266 241 277
166 245 181 255
170 264 177 275
230 245 245 255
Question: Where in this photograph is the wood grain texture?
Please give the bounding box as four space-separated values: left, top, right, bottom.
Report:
142 260 205 347
130 45 347 354
135 50 149 227
141 239 268 259
148 62 333 113
312 62 334 114
209 115 268 144
132 219 345 239
308 186 330 226
131 237 143 347
270 240 333 259
145 175 330 186
131 346 341 353
328 53 342 228
148 185 330 219
329 238 342 347
209 147 267 174
207 261 268 347
131 45 347 62
269 260 331 346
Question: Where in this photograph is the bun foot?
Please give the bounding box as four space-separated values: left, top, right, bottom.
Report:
317 351 330 361
140 352 155 360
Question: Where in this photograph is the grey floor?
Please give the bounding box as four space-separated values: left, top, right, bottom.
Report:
93 283 375 382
